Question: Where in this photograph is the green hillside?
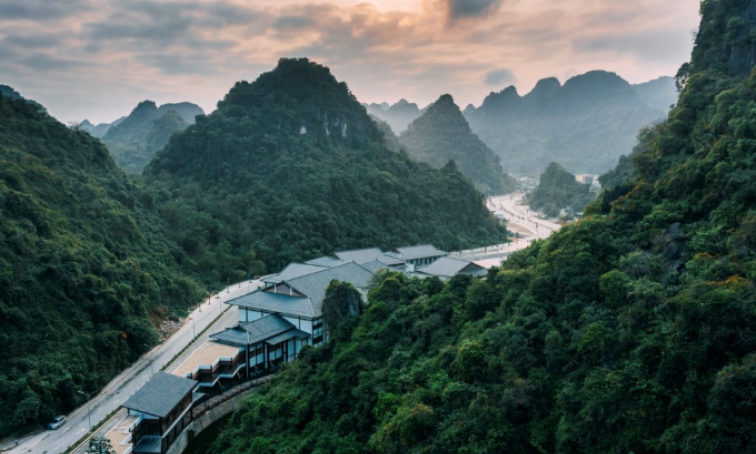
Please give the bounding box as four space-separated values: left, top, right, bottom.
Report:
528 162 594 216
399 94 516 195
212 1 756 453
0 94 202 437
145 58 506 272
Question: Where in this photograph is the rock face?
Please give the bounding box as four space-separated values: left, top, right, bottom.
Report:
398 94 516 194
464 71 679 175
100 100 204 174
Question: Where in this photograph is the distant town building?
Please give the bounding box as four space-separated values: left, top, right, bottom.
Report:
575 174 596 185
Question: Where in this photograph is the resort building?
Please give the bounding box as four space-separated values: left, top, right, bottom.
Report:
304 247 406 269
121 372 198 454
386 244 448 267
416 257 487 280
207 261 373 374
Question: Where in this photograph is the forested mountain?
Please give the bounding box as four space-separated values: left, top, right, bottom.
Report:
146 58 505 272
0 94 202 437
365 99 423 134
398 94 516 194
465 71 677 174
212 1 756 453
528 162 595 216
101 100 204 174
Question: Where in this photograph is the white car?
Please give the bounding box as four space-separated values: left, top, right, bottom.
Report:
48 415 67 430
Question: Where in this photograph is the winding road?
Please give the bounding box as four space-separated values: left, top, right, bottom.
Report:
5 280 260 454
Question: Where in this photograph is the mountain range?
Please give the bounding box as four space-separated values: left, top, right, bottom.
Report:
464 72 678 175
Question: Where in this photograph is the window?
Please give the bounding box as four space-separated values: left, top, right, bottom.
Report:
312 319 325 345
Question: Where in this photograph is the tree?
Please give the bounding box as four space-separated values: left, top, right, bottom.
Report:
321 280 362 333
86 438 115 454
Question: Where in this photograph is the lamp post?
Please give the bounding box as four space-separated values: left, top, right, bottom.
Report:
76 391 92 431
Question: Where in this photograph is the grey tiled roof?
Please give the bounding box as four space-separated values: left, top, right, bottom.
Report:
359 260 392 274
334 248 405 266
262 263 327 284
122 372 197 418
226 290 315 317
286 262 373 316
387 244 448 261
211 314 296 346
416 257 486 278
305 256 344 267
265 328 311 345
226 262 373 319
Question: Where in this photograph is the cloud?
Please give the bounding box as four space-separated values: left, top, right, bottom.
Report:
484 68 516 86
17 54 85 71
442 0 504 21
0 0 91 20
0 0 700 124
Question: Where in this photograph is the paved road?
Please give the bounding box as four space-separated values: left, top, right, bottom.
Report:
454 193 562 266
8 280 260 454
488 193 562 240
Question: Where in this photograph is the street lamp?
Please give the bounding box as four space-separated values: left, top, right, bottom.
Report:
76 391 92 431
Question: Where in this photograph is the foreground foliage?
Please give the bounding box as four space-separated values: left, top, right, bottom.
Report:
213 1 756 452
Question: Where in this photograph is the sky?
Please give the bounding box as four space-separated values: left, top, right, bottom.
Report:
0 0 701 124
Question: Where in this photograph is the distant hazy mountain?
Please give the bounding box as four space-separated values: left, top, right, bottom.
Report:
399 94 516 194
464 71 678 175
632 76 679 111
101 100 204 174
365 99 424 134
78 117 126 138
0 84 46 112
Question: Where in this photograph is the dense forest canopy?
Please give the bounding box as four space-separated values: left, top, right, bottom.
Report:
212 1 756 453
465 71 677 175
0 95 203 437
398 94 516 195
528 162 595 217
146 58 506 273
